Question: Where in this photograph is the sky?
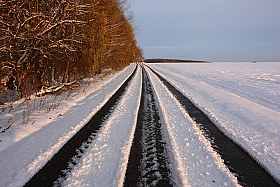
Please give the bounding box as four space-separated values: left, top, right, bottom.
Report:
127 0 280 62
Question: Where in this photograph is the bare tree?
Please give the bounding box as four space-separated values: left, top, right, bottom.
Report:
0 0 142 102
0 0 96 97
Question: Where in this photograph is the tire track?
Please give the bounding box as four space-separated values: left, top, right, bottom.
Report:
147 65 280 187
24 65 138 187
124 66 174 187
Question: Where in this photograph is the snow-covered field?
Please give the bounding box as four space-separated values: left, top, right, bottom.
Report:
149 62 280 183
0 62 279 186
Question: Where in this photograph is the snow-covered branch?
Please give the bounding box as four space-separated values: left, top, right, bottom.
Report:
38 20 86 37
0 0 142 102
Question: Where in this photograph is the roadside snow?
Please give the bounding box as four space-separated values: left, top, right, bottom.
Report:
62 65 142 187
145 66 240 187
148 62 280 183
0 64 136 187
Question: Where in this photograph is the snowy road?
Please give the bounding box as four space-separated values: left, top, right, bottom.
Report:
24 65 138 186
124 65 175 186
1 62 280 187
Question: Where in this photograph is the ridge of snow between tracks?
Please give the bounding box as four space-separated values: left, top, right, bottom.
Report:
63 66 142 187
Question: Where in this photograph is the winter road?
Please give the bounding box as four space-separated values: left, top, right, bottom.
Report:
24 64 279 187
124 65 174 186
24 66 138 187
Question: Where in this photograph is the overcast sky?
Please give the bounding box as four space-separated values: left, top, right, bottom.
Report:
127 0 280 62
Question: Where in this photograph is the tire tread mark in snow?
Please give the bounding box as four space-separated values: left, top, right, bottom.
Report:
124 66 174 187
24 65 138 187
146 65 280 187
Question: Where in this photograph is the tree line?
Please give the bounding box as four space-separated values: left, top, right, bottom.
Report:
145 58 209 63
0 0 143 101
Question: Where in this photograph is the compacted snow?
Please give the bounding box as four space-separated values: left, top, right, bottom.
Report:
0 62 279 186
